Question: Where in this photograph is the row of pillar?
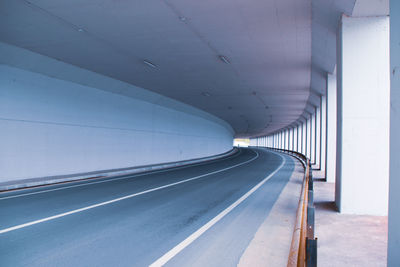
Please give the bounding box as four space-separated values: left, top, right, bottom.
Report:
251 2 398 265
250 99 327 177
250 11 390 217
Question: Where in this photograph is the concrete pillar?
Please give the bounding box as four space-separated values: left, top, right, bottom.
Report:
277 132 280 149
306 117 311 159
278 132 281 149
294 126 298 152
282 131 286 150
290 128 293 151
336 14 390 215
273 134 276 148
286 130 289 150
320 94 327 178
299 124 303 154
283 131 285 150
326 74 337 183
310 110 316 164
302 122 306 155
315 104 321 170
297 124 301 153
388 0 400 264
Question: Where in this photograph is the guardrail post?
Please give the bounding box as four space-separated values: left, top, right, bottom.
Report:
308 189 313 207
307 205 315 238
306 238 317 267
308 170 313 191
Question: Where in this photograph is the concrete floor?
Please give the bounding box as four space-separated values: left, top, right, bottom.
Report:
314 181 388 267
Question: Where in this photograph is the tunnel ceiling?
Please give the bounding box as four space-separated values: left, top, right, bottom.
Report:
0 0 355 137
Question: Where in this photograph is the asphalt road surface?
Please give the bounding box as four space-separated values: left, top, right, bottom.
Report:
0 148 295 267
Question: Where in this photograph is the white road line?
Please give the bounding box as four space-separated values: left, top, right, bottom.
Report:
0 151 258 234
149 153 286 267
0 150 242 201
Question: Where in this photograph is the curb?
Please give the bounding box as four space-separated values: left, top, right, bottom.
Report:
0 148 239 192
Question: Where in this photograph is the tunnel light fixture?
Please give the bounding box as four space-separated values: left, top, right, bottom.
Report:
143 60 157 68
201 92 211 97
218 55 230 64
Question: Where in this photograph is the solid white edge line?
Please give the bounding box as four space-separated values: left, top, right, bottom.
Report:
0 150 242 201
149 152 286 267
0 151 258 235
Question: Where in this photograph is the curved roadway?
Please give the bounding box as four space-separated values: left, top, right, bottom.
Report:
0 148 295 267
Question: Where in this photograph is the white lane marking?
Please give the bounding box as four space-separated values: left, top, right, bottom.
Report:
149 153 286 267
0 151 258 234
0 150 242 201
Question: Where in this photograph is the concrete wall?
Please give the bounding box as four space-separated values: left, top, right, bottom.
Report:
0 43 234 183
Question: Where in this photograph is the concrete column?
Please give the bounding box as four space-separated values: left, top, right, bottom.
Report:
326 74 337 183
286 129 289 150
293 126 298 152
273 134 276 148
277 132 280 149
283 130 286 149
306 117 311 159
290 128 293 151
299 124 303 153
291 128 294 151
285 129 289 150
336 14 390 215
315 104 321 170
302 122 306 155
310 110 316 164
320 94 327 178
388 1 400 264
278 132 281 149
297 124 301 153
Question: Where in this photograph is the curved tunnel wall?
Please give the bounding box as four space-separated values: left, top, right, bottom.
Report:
0 43 234 183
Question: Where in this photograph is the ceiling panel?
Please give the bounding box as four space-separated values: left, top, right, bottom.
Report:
0 0 315 137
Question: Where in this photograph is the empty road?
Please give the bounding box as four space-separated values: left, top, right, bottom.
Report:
0 148 295 267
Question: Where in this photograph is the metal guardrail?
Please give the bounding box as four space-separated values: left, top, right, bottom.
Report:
267 148 317 267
